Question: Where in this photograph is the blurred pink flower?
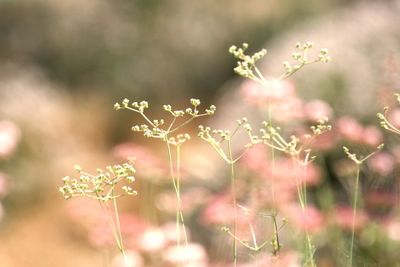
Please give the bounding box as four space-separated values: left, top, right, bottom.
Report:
333 206 368 231
163 243 208 267
66 199 146 248
307 130 337 150
88 214 147 248
157 187 210 215
282 204 324 233
336 117 364 143
200 193 251 234
367 152 395 176
201 193 236 225
269 158 321 187
272 97 304 123
240 144 269 174
112 142 168 180
256 182 296 207
0 120 21 159
362 126 383 147
88 224 115 247
304 100 333 122
111 250 144 267
241 80 296 105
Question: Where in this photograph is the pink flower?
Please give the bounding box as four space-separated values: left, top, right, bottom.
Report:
241 144 269 174
308 130 337 150
333 206 368 231
282 204 324 233
201 193 236 225
336 117 364 142
241 80 296 105
157 187 210 215
362 126 383 147
0 120 21 159
268 158 321 187
367 152 395 176
272 97 304 123
112 142 168 180
304 100 333 122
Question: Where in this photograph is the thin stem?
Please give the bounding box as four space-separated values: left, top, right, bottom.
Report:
271 215 281 256
348 166 360 267
112 188 124 253
169 114 208 134
165 139 188 250
228 140 238 267
177 145 189 246
267 104 277 213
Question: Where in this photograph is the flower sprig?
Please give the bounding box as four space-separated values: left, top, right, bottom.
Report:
258 118 332 163
114 98 216 145
343 144 384 165
221 205 287 255
281 42 330 79
342 143 383 267
229 42 330 85
377 94 400 135
59 162 137 201
198 118 260 164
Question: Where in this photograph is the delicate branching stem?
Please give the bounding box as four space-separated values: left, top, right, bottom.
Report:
112 188 124 253
166 139 189 249
342 145 383 267
348 166 360 267
228 140 238 267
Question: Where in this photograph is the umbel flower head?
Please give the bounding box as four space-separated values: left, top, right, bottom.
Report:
59 162 137 202
114 98 216 145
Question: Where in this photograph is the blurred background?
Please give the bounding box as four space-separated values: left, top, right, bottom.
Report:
1 0 400 266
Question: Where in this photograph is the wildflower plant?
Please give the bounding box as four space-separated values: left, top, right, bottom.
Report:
229 42 331 267
59 162 137 262
57 41 341 267
198 118 263 265
114 98 216 250
229 42 330 85
342 144 384 267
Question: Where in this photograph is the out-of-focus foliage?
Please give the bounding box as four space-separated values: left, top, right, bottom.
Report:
0 0 346 102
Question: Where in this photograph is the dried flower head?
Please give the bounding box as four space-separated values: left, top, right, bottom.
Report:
59 162 137 202
114 98 215 146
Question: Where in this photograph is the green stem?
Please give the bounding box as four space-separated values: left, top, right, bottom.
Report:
349 166 360 267
228 140 237 267
165 139 188 250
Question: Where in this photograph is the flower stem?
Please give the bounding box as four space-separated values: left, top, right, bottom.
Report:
348 166 360 267
228 139 238 267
